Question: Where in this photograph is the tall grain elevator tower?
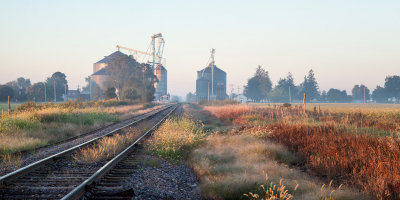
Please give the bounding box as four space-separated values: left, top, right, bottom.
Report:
196 49 227 101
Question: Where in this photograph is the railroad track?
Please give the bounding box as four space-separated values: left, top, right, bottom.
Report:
0 104 178 200
5 104 168 159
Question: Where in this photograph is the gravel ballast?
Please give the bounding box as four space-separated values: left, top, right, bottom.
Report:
126 155 201 200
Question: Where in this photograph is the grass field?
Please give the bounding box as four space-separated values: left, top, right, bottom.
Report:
0 100 151 156
0 102 21 113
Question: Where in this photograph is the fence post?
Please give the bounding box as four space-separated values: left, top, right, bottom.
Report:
8 96 11 115
303 93 306 114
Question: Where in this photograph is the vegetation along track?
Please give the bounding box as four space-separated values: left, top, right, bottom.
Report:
0 104 178 199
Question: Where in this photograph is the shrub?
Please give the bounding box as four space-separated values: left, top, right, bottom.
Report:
283 103 291 108
105 87 117 99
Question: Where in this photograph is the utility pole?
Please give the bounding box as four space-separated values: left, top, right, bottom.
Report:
289 86 291 104
7 96 10 114
64 84 67 102
303 93 306 113
44 84 47 103
152 37 156 73
208 82 210 102
210 49 215 99
230 84 234 99
364 87 366 104
89 77 92 100
54 79 56 103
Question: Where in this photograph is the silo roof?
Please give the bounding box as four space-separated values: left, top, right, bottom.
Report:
197 65 226 74
91 68 106 76
95 51 128 64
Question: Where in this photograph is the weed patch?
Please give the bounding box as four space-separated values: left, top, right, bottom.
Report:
146 117 206 161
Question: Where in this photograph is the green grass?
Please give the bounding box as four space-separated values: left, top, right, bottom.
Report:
39 112 119 125
0 102 21 113
146 117 206 161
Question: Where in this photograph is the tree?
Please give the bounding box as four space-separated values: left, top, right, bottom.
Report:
299 69 319 102
92 83 104 100
46 72 68 102
372 86 388 103
26 82 46 102
105 87 117 99
105 54 155 102
327 88 351 103
269 73 298 102
171 96 180 102
0 85 14 101
351 84 370 102
6 77 31 101
320 90 327 102
244 66 272 102
186 92 196 102
384 75 400 101
82 76 91 92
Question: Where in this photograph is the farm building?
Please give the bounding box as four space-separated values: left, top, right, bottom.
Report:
196 65 227 101
91 51 127 92
90 50 168 101
154 64 168 101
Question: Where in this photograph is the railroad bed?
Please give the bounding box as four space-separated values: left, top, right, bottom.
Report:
0 104 178 200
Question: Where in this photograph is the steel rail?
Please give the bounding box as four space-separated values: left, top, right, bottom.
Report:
0 104 173 186
62 104 178 200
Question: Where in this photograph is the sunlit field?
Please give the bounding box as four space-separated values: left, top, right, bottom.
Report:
0 100 152 155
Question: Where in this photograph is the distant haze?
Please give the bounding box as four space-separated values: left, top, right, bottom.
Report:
1 0 399 97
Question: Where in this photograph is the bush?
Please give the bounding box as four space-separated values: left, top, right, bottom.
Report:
122 88 139 100
283 103 291 108
105 87 117 99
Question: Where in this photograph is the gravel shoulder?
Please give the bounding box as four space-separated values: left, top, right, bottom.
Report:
126 154 201 200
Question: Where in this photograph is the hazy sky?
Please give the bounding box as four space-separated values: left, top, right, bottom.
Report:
1 0 399 97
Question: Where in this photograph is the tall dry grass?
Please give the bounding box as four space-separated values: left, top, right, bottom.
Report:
268 122 400 200
191 134 364 200
74 127 140 163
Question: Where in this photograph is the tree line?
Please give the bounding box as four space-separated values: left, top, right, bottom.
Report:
0 53 156 103
0 72 68 102
243 66 400 103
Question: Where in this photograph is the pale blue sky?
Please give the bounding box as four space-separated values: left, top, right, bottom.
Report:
1 0 399 97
